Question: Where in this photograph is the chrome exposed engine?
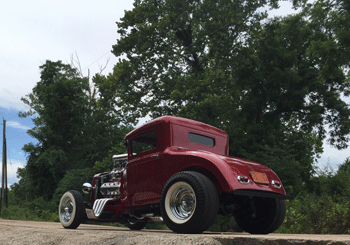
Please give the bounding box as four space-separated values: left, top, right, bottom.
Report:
99 154 127 198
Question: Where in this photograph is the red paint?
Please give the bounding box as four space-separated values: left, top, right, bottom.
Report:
89 115 287 220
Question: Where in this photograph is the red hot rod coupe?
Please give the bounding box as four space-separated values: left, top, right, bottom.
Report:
59 116 292 234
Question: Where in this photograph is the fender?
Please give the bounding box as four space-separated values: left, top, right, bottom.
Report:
165 147 286 196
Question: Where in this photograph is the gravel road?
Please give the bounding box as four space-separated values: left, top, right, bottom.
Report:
1 218 350 245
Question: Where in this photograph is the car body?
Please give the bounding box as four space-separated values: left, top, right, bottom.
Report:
59 116 292 234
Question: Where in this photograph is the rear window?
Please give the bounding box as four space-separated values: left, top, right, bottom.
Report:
188 133 215 147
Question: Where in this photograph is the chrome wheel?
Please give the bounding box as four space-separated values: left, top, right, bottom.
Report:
161 172 219 234
58 190 84 229
60 197 74 223
165 181 196 224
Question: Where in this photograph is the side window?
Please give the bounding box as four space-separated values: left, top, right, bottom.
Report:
131 130 157 155
188 133 215 147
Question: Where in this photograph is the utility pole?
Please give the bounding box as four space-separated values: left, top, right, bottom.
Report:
1 119 7 211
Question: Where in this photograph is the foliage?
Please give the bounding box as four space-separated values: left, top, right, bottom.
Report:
280 159 350 234
145 220 169 230
15 60 131 201
207 215 242 233
112 0 303 122
52 168 94 204
282 196 350 234
338 157 350 172
110 0 350 195
92 136 132 174
0 206 59 222
5 0 350 235
18 61 89 199
2 190 58 222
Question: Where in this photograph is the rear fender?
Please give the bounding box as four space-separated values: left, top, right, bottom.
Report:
178 153 286 196
178 154 237 192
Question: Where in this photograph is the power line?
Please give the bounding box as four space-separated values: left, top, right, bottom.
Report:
82 51 112 72
6 140 18 189
7 131 28 141
0 107 20 121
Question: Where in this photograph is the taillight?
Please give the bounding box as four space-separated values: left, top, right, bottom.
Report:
272 180 282 189
237 175 249 184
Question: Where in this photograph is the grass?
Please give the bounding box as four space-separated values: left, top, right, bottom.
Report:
0 205 169 231
0 206 59 222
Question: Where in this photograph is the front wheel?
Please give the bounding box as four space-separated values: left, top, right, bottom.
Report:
59 190 85 229
234 196 286 234
160 171 219 234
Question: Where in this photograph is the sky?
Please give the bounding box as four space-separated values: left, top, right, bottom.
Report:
0 0 349 187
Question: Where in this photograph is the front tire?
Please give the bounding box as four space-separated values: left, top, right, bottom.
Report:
234 196 286 234
59 190 85 229
160 171 219 234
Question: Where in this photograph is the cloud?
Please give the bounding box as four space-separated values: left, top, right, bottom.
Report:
0 0 134 111
0 159 26 187
7 121 31 130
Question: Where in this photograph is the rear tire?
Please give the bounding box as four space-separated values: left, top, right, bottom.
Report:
59 190 85 229
234 196 286 234
160 171 219 234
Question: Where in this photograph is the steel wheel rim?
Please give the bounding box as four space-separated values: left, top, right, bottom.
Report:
60 196 74 223
165 182 196 224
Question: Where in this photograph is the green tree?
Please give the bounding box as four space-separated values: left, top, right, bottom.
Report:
304 0 350 149
338 157 350 172
18 60 130 200
110 0 350 195
112 0 303 122
229 11 349 191
19 60 90 199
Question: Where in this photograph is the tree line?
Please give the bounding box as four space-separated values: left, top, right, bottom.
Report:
5 0 350 233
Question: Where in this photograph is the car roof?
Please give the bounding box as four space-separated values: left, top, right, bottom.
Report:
125 115 227 139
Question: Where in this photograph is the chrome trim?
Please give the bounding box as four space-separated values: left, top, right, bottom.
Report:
165 182 196 224
92 198 113 217
82 183 92 194
129 213 154 220
150 217 164 222
142 213 154 218
86 208 98 219
237 176 249 184
130 214 145 220
112 153 128 161
59 196 74 223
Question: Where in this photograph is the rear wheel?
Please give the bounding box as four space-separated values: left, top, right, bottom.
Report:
160 171 219 234
59 190 85 229
234 196 286 234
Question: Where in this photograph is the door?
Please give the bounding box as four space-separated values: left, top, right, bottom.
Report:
127 130 164 206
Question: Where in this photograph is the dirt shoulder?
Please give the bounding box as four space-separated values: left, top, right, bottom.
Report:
1 219 350 245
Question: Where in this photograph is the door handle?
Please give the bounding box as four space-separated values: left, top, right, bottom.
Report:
152 154 159 158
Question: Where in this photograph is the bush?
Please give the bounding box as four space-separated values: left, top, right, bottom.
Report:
145 220 169 230
0 205 58 222
52 168 94 205
207 215 243 232
281 196 350 234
